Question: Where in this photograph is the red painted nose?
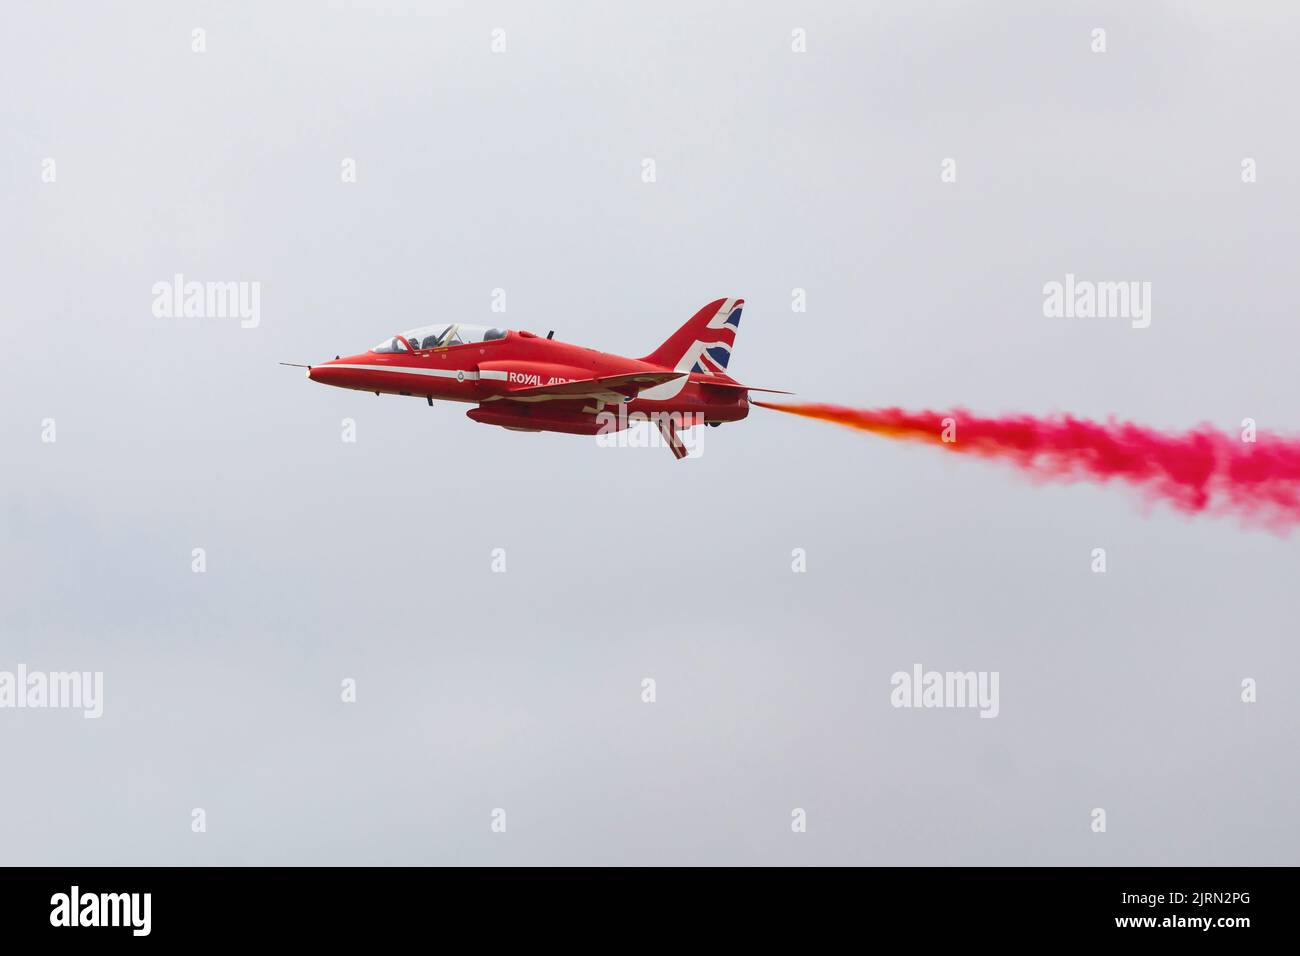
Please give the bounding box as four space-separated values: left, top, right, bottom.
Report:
307 354 363 388
307 364 343 386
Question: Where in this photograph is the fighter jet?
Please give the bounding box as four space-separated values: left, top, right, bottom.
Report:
287 297 787 459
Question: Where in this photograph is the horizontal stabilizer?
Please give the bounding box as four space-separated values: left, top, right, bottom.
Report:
699 381 794 395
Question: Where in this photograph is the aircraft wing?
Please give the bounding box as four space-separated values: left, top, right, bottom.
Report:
503 370 685 400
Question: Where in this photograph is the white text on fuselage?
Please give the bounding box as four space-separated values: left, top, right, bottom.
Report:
507 372 574 386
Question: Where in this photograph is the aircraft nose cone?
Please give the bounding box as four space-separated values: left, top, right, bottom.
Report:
307 364 337 385
307 360 353 388
305 355 357 388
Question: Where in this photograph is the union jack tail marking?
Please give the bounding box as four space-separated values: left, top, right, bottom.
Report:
641 297 744 376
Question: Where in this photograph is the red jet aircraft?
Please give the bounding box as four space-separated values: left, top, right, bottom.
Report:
289 297 786 459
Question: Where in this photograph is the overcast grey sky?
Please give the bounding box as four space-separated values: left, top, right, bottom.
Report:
3 0 1298 865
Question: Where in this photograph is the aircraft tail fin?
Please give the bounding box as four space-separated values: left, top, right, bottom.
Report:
641 297 743 375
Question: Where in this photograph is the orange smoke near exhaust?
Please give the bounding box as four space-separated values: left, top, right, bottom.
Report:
753 401 1300 528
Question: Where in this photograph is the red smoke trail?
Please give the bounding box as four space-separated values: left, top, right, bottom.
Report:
753 401 1300 528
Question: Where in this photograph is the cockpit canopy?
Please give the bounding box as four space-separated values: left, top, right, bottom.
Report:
372 323 507 353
